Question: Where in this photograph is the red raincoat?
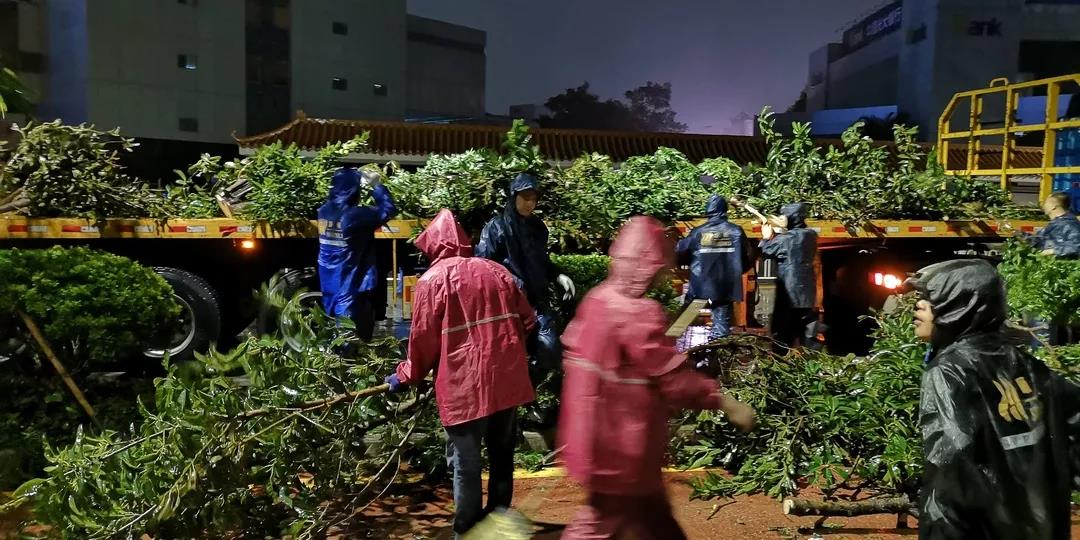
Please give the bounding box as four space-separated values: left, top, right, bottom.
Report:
559 217 726 497
395 209 536 427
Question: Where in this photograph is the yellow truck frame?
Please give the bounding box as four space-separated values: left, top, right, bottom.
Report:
938 73 1080 202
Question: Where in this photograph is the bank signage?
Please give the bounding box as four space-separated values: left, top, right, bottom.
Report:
842 2 902 54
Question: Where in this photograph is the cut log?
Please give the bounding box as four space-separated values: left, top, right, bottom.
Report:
782 496 913 517
0 186 26 207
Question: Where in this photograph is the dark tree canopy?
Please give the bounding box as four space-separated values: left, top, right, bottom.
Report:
539 81 687 133
855 112 913 141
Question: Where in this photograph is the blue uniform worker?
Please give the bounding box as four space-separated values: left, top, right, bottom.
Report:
317 167 397 341
676 195 751 339
759 202 819 350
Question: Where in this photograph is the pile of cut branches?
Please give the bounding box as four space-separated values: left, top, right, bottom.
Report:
3 305 441 539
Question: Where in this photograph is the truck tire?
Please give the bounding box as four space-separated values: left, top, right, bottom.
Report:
143 267 221 365
256 267 322 337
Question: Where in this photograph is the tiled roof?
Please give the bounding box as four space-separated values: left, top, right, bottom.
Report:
234 113 1045 168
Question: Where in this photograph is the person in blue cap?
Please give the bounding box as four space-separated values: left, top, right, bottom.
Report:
476 172 575 377
676 194 751 340
317 167 397 341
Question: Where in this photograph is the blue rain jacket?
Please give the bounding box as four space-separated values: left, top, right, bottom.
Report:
1028 213 1080 259
760 202 818 309
676 195 750 304
317 168 397 319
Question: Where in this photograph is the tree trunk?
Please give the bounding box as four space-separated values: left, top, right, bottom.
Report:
782 496 913 517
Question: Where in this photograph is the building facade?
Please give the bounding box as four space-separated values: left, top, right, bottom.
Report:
796 0 1080 140
406 15 486 122
6 0 484 144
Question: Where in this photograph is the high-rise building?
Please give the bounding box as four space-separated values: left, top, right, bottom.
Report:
4 0 485 144
790 0 1080 140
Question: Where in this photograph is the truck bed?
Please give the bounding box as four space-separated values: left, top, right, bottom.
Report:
0 217 1047 241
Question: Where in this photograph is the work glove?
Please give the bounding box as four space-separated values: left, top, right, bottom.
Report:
761 223 776 240
556 274 576 301
384 374 405 393
360 170 383 187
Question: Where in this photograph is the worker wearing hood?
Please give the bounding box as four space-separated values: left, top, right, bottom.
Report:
317 167 397 340
906 259 1079 539
676 195 751 339
387 209 536 538
759 202 819 349
559 216 755 540
476 172 574 375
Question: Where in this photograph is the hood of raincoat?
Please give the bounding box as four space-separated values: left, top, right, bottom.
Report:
608 216 673 298
904 259 1006 348
502 172 544 233
705 195 728 220
327 167 363 208
416 209 473 262
508 172 540 197
780 202 809 229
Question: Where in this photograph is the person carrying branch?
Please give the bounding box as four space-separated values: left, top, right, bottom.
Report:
385 209 536 539
559 216 756 540
1020 191 1080 346
676 194 751 340
906 259 1079 539
476 172 575 380
758 202 819 350
317 167 397 341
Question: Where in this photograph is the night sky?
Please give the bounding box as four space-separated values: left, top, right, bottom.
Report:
407 0 876 134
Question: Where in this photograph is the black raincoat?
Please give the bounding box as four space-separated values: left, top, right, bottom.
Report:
476 173 559 308
676 195 751 304
759 203 817 309
1027 213 1080 259
476 173 561 371
906 259 1079 540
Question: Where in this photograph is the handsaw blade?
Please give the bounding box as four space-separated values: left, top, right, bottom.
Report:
666 298 709 337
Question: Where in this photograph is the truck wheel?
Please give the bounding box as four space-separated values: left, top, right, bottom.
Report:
256 268 322 337
143 267 221 365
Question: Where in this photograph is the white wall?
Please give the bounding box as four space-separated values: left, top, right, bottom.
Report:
290 0 407 121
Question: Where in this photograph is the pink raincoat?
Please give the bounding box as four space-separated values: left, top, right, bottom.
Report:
395 209 536 426
559 217 728 539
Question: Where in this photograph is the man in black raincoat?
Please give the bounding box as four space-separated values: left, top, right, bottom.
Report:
476 172 575 378
676 195 751 339
905 259 1079 539
759 202 818 349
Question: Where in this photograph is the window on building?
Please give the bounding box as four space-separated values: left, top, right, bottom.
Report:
178 54 198 70
372 83 387 96
332 21 348 35
178 117 199 132
332 77 348 91
908 24 927 44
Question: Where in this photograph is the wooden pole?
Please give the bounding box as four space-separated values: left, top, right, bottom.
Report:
17 310 100 427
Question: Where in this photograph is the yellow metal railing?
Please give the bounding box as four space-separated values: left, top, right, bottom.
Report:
937 73 1080 202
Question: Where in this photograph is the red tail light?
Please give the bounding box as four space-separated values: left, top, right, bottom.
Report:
871 272 901 290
